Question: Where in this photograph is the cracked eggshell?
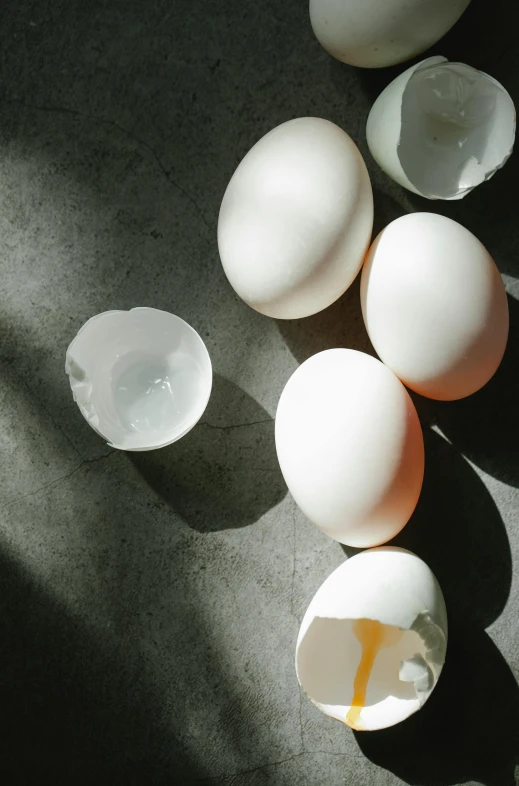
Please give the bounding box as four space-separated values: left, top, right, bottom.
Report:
275 349 424 547
361 213 509 400
218 118 373 319
309 0 472 69
366 57 516 200
296 547 448 731
65 308 212 451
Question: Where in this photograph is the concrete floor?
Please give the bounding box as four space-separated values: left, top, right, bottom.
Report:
0 1 518 784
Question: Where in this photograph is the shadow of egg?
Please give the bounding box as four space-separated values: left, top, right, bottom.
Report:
128 374 287 532
355 624 519 786
392 429 512 630
429 295 519 488
277 275 375 365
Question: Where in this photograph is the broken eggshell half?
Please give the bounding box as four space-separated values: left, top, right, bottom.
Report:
65 308 212 451
366 56 516 200
296 547 447 731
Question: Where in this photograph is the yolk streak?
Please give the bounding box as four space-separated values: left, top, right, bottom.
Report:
345 618 402 730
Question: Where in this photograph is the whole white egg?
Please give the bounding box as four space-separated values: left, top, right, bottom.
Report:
275 349 424 547
218 118 373 319
296 547 448 731
361 213 509 400
310 0 472 68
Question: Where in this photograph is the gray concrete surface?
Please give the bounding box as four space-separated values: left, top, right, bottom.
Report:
0 1 517 784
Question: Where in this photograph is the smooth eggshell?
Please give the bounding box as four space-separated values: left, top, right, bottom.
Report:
361 214 509 400
218 118 373 319
296 547 448 730
309 0 472 68
275 349 424 547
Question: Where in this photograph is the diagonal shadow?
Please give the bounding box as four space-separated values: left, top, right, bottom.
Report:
429 295 519 487
355 623 519 786
0 546 203 785
392 428 512 631
341 427 517 785
129 373 286 532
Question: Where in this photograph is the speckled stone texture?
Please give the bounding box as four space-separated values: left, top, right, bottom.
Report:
0 1 517 784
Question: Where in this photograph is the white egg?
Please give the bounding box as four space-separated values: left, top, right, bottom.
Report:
366 57 515 199
361 214 509 401
296 547 448 731
218 118 373 319
275 349 424 547
309 0 472 68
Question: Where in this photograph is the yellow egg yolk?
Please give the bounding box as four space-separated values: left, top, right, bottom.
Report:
345 618 402 730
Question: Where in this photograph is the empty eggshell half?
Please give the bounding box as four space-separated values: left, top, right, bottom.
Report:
218 118 373 319
309 0 472 69
275 349 424 547
296 547 448 731
66 308 212 451
366 56 516 199
361 213 509 400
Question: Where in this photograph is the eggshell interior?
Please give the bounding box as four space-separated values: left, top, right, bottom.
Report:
367 58 515 200
361 213 509 400
218 118 373 319
66 308 212 450
296 548 448 731
275 349 424 547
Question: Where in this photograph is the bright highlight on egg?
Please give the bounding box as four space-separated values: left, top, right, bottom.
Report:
218 117 373 319
275 349 424 547
310 0 472 69
367 57 516 200
296 548 448 731
361 213 509 400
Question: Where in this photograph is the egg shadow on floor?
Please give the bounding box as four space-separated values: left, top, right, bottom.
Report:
393 429 511 630
355 623 519 786
429 0 519 283
425 294 519 487
342 428 517 785
277 276 375 364
343 429 512 629
128 373 287 532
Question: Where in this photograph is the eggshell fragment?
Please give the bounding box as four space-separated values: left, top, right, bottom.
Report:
218 118 373 319
361 213 509 400
296 547 448 731
66 308 212 451
309 0 472 69
275 349 424 547
366 57 515 199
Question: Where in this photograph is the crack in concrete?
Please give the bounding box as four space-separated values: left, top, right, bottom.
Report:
202 749 364 782
200 752 307 783
298 686 304 752
199 418 273 431
2 98 212 234
0 450 117 512
291 505 304 752
5 359 82 460
290 506 297 620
